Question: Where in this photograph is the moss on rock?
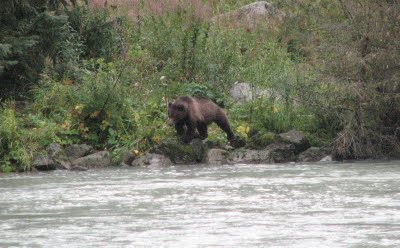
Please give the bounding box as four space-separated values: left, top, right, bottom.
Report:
247 132 279 149
151 138 208 164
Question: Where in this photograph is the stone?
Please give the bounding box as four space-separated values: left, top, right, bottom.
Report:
279 129 310 154
131 153 173 168
152 138 207 164
265 142 296 163
205 149 229 165
71 151 112 169
229 82 274 104
191 138 208 162
32 156 56 171
228 149 271 164
65 144 94 161
57 160 72 170
297 147 331 162
320 155 333 162
230 82 253 102
247 132 277 149
47 143 71 170
47 143 62 157
70 165 88 171
121 151 136 166
212 1 283 30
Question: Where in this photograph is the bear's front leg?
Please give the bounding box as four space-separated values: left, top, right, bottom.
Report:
182 122 196 143
175 123 186 141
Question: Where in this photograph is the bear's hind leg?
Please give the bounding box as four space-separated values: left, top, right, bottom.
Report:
215 116 235 141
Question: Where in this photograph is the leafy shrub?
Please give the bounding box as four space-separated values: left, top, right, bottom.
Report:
0 101 68 172
68 7 126 61
34 59 134 145
231 98 321 134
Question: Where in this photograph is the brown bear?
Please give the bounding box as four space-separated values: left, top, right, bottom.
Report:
168 96 236 144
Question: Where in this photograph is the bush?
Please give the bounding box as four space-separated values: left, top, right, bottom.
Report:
0 101 68 172
68 7 126 61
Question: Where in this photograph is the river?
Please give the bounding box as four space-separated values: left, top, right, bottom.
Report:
1 161 399 247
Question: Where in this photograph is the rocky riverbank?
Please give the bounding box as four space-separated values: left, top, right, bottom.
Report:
31 129 332 172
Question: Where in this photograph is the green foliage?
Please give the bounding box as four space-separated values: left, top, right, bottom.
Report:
0 101 69 172
231 98 320 135
68 7 126 61
287 0 400 159
0 1 127 99
33 59 132 145
2 0 400 172
247 132 278 149
139 11 211 83
0 1 83 94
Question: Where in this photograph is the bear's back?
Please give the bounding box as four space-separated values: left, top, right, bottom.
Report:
192 97 224 124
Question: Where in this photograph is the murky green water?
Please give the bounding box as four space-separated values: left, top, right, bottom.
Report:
1 161 399 247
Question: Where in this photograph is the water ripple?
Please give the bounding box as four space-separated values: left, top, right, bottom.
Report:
1 161 400 247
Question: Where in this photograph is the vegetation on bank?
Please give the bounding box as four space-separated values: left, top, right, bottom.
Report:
1 0 399 172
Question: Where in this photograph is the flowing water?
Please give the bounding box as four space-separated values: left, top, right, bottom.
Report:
1 161 400 247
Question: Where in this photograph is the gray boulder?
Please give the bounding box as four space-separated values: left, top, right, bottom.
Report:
65 144 94 161
229 82 273 103
131 153 173 168
228 149 271 164
70 165 89 171
279 129 310 154
120 151 137 167
32 156 56 171
71 151 112 169
320 155 333 162
230 82 253 102
265 142 296 163
47 143 63 157
205 149 229 165
212 1 282 30
47 143 71 170
151 138 207 164
297 147 331 162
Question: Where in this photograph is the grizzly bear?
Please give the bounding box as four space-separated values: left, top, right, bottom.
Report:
167 96 236 144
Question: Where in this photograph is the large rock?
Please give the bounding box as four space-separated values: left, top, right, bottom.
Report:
151 138 207 164
212 1 283 30
47 143 71 170
320 155 333 162
265 142 297 163
120 151 137 167
297 147 331 162
71 151 112 169
32 156 56 171
247 131 277 149
131 153 173 168
229 82 271 103
47 143 63 157
205 149 229 165
279 129 310 154
228 149 271 164
230 82 253 102
65 144 94 161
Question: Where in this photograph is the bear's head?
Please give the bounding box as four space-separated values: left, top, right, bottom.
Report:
168 101 188 126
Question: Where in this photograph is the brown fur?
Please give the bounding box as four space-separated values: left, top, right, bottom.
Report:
168 96 235 143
